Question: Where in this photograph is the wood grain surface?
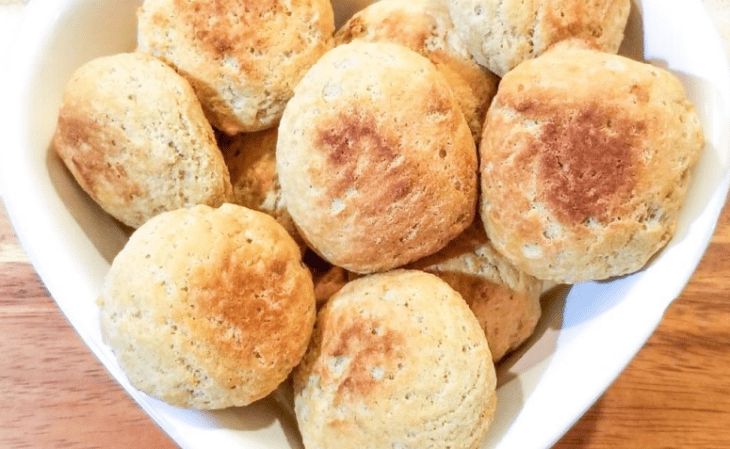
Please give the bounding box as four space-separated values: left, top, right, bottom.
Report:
2 197 730 449
2 1 730 448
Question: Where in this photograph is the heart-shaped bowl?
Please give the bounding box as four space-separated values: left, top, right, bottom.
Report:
1 0 728 448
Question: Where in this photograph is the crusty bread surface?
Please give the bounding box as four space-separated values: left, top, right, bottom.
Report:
448 0 631 76
294 269 496 449
98 204 316 409
407 220 543 361
137 0 335 134
335 0 499 140
52 52 231 229
277 42 478 273
480 46 704 283
219 127 304 248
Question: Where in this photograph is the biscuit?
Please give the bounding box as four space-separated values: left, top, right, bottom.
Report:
218 127 304 248
408 220 542 362
52 52 231 229
448 0 631 76
294 270 496 449
277 42 478 273
335 0 499 140
98 204 316 409
479 46 704 283
137 0 335 134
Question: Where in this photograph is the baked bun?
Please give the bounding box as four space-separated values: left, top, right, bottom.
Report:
98 204 316 409
52 52 231 229
480 46 704 284
137 0 335 134
294 270 496 449
219 127 303 248
277 42 478 273
335 0 498 140
408 220 542 362
448 0 631 76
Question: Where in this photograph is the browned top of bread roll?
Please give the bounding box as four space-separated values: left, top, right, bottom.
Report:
277 42 478 273
52 52 231 229
137 0 335 134
98 204 315 409
480 46 704 283
294 270 496 449
335 0 498 140
448 0 631 76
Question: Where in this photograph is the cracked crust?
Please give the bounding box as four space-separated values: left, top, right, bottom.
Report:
479 46 704 283
294 270 496 449
448 0 631 76
277 42 478 273
98 204 316 409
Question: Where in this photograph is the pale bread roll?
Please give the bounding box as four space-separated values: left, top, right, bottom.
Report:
448 0 631 76
407 220 543 362
98 204 316 409
52 52 231 229
137 0 335 134
277 42 478 273
480 46 704 283
294 270 496 449
335 0 499 140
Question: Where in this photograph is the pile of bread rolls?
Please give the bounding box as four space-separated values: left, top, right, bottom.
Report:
52 0 704 448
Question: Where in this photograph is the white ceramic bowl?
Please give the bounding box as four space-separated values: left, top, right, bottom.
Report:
1 1 729 448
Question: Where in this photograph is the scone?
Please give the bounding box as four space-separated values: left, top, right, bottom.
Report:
277 42 478 273
52 52 231 229
408 220 542 362
448 0 631 76
294 270 496 449
98 204 316 409
335 0 499 140
480 46 704 283
137 0 335 134
219 127 303 248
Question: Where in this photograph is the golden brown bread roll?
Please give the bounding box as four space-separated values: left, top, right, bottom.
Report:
98 204 316 409
480 46 704 283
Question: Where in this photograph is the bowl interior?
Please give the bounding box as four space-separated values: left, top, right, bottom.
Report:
1 0 729 448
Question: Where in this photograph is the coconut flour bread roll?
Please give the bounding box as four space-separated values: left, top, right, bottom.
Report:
448 0 631 76
98 204 316 409
335 0 499 140
137 0 335 134
294 270 496 449
480 46 704 284
219 127 304 248
277 42 478 273
52 52 231 229
408 220 542 362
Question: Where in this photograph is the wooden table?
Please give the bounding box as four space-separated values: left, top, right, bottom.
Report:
2 2 730 449
4 200 730 449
